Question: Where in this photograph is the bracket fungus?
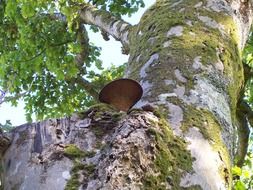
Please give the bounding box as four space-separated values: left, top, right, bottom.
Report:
99 78 143 111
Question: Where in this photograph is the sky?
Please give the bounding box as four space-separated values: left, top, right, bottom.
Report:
0 0 156 126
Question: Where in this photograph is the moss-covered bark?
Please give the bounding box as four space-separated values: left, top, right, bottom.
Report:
128 0 243 105
1 1 253 190
143 117 194 189
124 0 252 189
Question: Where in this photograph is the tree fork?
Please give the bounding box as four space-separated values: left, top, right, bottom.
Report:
1 0 253 190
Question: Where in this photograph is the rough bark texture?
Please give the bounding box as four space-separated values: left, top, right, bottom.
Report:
2 106 188 190
1 0 253 190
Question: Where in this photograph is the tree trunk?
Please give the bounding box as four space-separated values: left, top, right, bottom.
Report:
1 0 253 189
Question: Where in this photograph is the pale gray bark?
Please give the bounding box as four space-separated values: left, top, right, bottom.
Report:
125 0 253 189
1 108 162 190
79 4 131 49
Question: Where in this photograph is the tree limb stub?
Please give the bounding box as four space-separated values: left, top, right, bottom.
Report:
79 4 131 52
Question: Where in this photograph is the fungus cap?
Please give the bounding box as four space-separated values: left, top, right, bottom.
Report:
99 78 143 111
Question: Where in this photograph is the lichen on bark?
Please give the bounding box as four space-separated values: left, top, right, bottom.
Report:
124 0 251 189
1 0 253 189
143 117 194 189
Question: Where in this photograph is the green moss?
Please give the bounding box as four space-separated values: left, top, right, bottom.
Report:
64 144 83 158
65 161 96 190
123 0 239 189
63 145 96 190
85 151 96 158
94 141 103 149
78 103 117 119
78 103 125 140
127 0 243 110
143 175 166 190
83 164 96 175
144 107 232 189
153 106 169 118
181 105 232 188
90 115 123 139
111 112 124 122
64 172 80 190
93 105 123 121
128 108 143 114
88 103 116 112
143 118 193 189
90 125 106 138
126 1 208 100
63 144 95 159
79 103 125 150
72 162 95 174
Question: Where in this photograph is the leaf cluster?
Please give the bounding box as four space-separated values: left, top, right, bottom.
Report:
232 134 253 190
0 0 144 121
90 0 145 17
243 32 253 105
235 29 253 190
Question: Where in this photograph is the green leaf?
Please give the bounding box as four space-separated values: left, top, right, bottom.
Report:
232 166 242 176
5 0 18 18
21 2 36 18
0 0 141 121
234 181 247 190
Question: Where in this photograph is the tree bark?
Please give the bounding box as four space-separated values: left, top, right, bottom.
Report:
1 0 253 190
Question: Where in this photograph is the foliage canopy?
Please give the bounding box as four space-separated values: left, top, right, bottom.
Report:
0 0 144 121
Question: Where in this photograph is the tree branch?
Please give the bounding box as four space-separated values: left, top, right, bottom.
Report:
72 76 99 101
0 89 6 105
236 100 251 167
0 92 27 105
40 13 67 22
79 4 132 53
235 63 252 167
0 79 36 105
16 49 46 63
71 23 100 101
75 24 89 73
